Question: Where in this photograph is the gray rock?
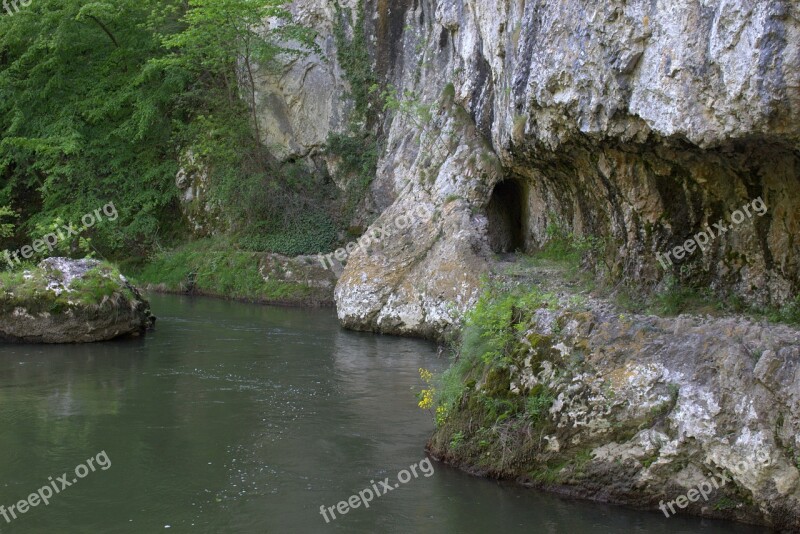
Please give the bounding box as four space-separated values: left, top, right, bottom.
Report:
330 0 800 337
428 293 800 529
0 258 155 344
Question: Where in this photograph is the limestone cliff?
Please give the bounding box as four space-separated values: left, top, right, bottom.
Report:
245 0 800 529
426 269 800 530
298 0 799 339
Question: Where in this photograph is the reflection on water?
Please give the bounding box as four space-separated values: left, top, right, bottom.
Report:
0 294 769 533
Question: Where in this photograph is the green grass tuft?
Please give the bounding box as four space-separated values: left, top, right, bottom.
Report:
132 238 315 303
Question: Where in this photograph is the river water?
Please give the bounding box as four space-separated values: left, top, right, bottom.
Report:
0 295 768 533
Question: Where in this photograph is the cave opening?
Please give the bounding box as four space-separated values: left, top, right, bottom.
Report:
487 179 527 254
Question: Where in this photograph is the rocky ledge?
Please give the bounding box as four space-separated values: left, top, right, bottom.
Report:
0 258 155 343
427 274 800 531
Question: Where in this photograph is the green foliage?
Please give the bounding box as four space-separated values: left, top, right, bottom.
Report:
381 85 435 126
537 218 608 270
713 497 738 511
529 460 569 485
27 217 95 263
328 1 381 221
0 206 17 239
449 431 465 449
0 0 184 254
466 279 556 367
432 280 558 432
0 0 321 258
238 212 337 256
326 132 378 188
332 1 378 124
789 448 800 471
647 276 705 315
525 388 555 423
133 238 314 302
326 131 379 216
480 395 520 423
442 83 456 103
152 0 323 235
156 0 317 142
70 268 128 303
766 294 800 326
641 454 658 468
435 350 477 418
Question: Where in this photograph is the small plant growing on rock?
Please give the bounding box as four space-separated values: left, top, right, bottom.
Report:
525 388 555 423
450 431 465 449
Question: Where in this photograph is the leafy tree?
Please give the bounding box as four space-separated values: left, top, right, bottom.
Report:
151 0 323 231
0 0 320 258
0 0 184 255
156 0 317 145
0 205 16 238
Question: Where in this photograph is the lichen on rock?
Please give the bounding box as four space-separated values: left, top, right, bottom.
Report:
331 0 800 338
0 258 155 344
427 275 800 530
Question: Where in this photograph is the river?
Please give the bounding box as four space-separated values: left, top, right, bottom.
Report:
0 295 767 532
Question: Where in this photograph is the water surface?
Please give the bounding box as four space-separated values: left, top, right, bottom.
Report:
0 295 768 532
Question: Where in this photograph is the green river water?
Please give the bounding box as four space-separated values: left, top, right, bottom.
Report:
0 294 768 533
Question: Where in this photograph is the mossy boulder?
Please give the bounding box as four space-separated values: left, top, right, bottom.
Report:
0 258 155 343
428 283 800 530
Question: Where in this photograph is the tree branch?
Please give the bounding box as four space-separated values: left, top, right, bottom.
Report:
86 15 119 48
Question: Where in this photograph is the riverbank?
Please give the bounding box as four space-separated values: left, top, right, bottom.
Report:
127 236 800 530
130 238 337 307
423 258 800 532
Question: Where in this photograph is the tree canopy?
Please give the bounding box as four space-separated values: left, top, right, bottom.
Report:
0 0 315 259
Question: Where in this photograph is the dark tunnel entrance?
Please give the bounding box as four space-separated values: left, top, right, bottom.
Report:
487 179 527 254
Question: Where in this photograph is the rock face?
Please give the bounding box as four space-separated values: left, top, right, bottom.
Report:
175 150 228 237
322 0 800 338
0 258 155 344
335 95 503 340
254 0 356 173
427 283 800 530
246 0 800 527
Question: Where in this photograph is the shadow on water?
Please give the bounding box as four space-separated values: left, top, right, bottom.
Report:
0 294 772 533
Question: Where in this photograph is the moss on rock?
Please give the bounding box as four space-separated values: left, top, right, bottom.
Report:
0 258 154 343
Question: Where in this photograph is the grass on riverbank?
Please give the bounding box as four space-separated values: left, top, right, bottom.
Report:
426 280 621 482
129 238 327 305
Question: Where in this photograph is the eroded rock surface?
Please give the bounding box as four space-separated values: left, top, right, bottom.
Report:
427 274 800 530
329 0 800 338
335 97 502 340
255 0 356 172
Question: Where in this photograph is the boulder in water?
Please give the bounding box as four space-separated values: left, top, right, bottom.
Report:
0 258 155 343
